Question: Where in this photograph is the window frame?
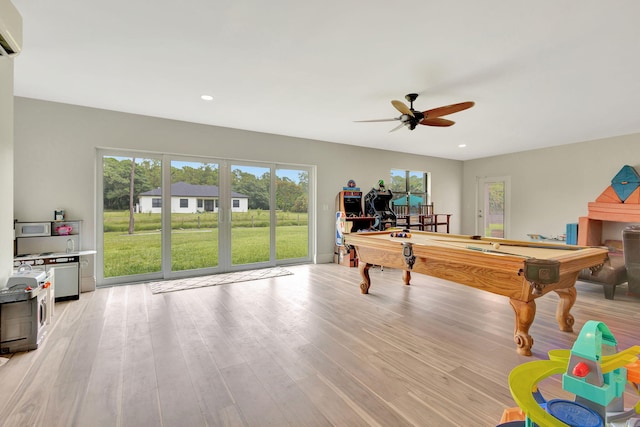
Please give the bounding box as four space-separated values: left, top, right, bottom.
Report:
96 148 316 287
390 169 430 214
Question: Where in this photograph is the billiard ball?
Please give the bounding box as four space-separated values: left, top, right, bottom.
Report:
493 242 501 250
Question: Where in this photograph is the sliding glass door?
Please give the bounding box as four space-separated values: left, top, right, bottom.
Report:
170 160 220 272
276 168 309 261
229 163 271 266
97 150 313 286
100 155 163 279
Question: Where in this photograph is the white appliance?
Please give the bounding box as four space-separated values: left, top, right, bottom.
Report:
0 0 22 57
0 269 48 354
45 257 79 301
15 222 51 238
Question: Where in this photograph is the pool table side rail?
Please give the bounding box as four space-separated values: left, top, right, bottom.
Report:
346 229 602 251
345 232 609 301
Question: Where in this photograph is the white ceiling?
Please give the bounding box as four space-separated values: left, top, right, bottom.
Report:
10 1 640 161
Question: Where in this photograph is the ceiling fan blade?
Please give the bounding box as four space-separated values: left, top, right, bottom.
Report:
389 122 406 132
420 117 455 127
354 118 399 123
391 100 414 117
423 101 475 118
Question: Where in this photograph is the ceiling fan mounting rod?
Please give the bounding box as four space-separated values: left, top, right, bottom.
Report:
405 93 419 110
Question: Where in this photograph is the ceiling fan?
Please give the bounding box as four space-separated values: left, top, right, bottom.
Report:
356 93 474 132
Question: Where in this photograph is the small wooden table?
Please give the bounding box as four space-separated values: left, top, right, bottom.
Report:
344 230 609 356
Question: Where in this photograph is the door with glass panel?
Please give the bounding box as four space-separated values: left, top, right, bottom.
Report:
477 176 510 238
101 155 162 281
276 168 309 261
170 160 219 272
229 164 272 266
227 164 311 267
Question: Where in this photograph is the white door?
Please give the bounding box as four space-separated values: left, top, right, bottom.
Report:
477 176 510 238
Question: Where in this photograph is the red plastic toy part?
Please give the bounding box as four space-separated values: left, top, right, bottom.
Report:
572 361 590 377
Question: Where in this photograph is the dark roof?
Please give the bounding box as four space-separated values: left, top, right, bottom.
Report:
140 182 248 198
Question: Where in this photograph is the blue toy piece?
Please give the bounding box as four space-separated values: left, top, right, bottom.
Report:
611 165 640 202
545 399 603 427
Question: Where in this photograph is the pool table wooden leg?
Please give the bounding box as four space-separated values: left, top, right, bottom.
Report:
402 270 411 286
509 298 536 356
553 287 576 332
359 262 371 294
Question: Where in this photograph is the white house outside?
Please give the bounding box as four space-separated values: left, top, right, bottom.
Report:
139 182 249 214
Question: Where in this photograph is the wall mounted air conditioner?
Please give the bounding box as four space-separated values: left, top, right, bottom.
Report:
0 0 22 58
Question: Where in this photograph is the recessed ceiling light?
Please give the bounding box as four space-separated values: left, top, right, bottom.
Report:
458 144 467 148
201 95 214 101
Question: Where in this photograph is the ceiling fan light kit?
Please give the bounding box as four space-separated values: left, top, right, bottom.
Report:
356 93 474 132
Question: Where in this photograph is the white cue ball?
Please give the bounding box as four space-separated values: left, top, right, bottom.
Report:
492 242 501 249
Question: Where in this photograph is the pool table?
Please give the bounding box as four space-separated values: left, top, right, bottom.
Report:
343 230 609 356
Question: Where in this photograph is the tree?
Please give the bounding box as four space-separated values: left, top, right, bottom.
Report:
277 176 307 213
171 163 218 185
103 157 134 210
103 157 156 210
232 169 270 210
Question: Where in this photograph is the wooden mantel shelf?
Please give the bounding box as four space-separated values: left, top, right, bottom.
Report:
587 202 640 222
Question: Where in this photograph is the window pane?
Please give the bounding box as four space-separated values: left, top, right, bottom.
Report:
276 168 309 260
231 164 270 265
408 171 425 193
408 171 426 213
102 156 162 278
171 160 219 271
390 169 406 193
389 170 428 215
484 181 505 238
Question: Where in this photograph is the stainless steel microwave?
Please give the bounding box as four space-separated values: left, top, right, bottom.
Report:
15 222 51 237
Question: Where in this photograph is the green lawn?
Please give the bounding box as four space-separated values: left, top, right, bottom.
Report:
103 212 308 277
103 210 308 232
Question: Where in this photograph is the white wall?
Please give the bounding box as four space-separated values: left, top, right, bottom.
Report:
12 96 640 283
230 198 248 213
462 133 640 241
13 97 463 268
1 58 15 286
138 196 161 214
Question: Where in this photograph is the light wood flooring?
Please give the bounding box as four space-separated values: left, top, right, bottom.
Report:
0 263 639 426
